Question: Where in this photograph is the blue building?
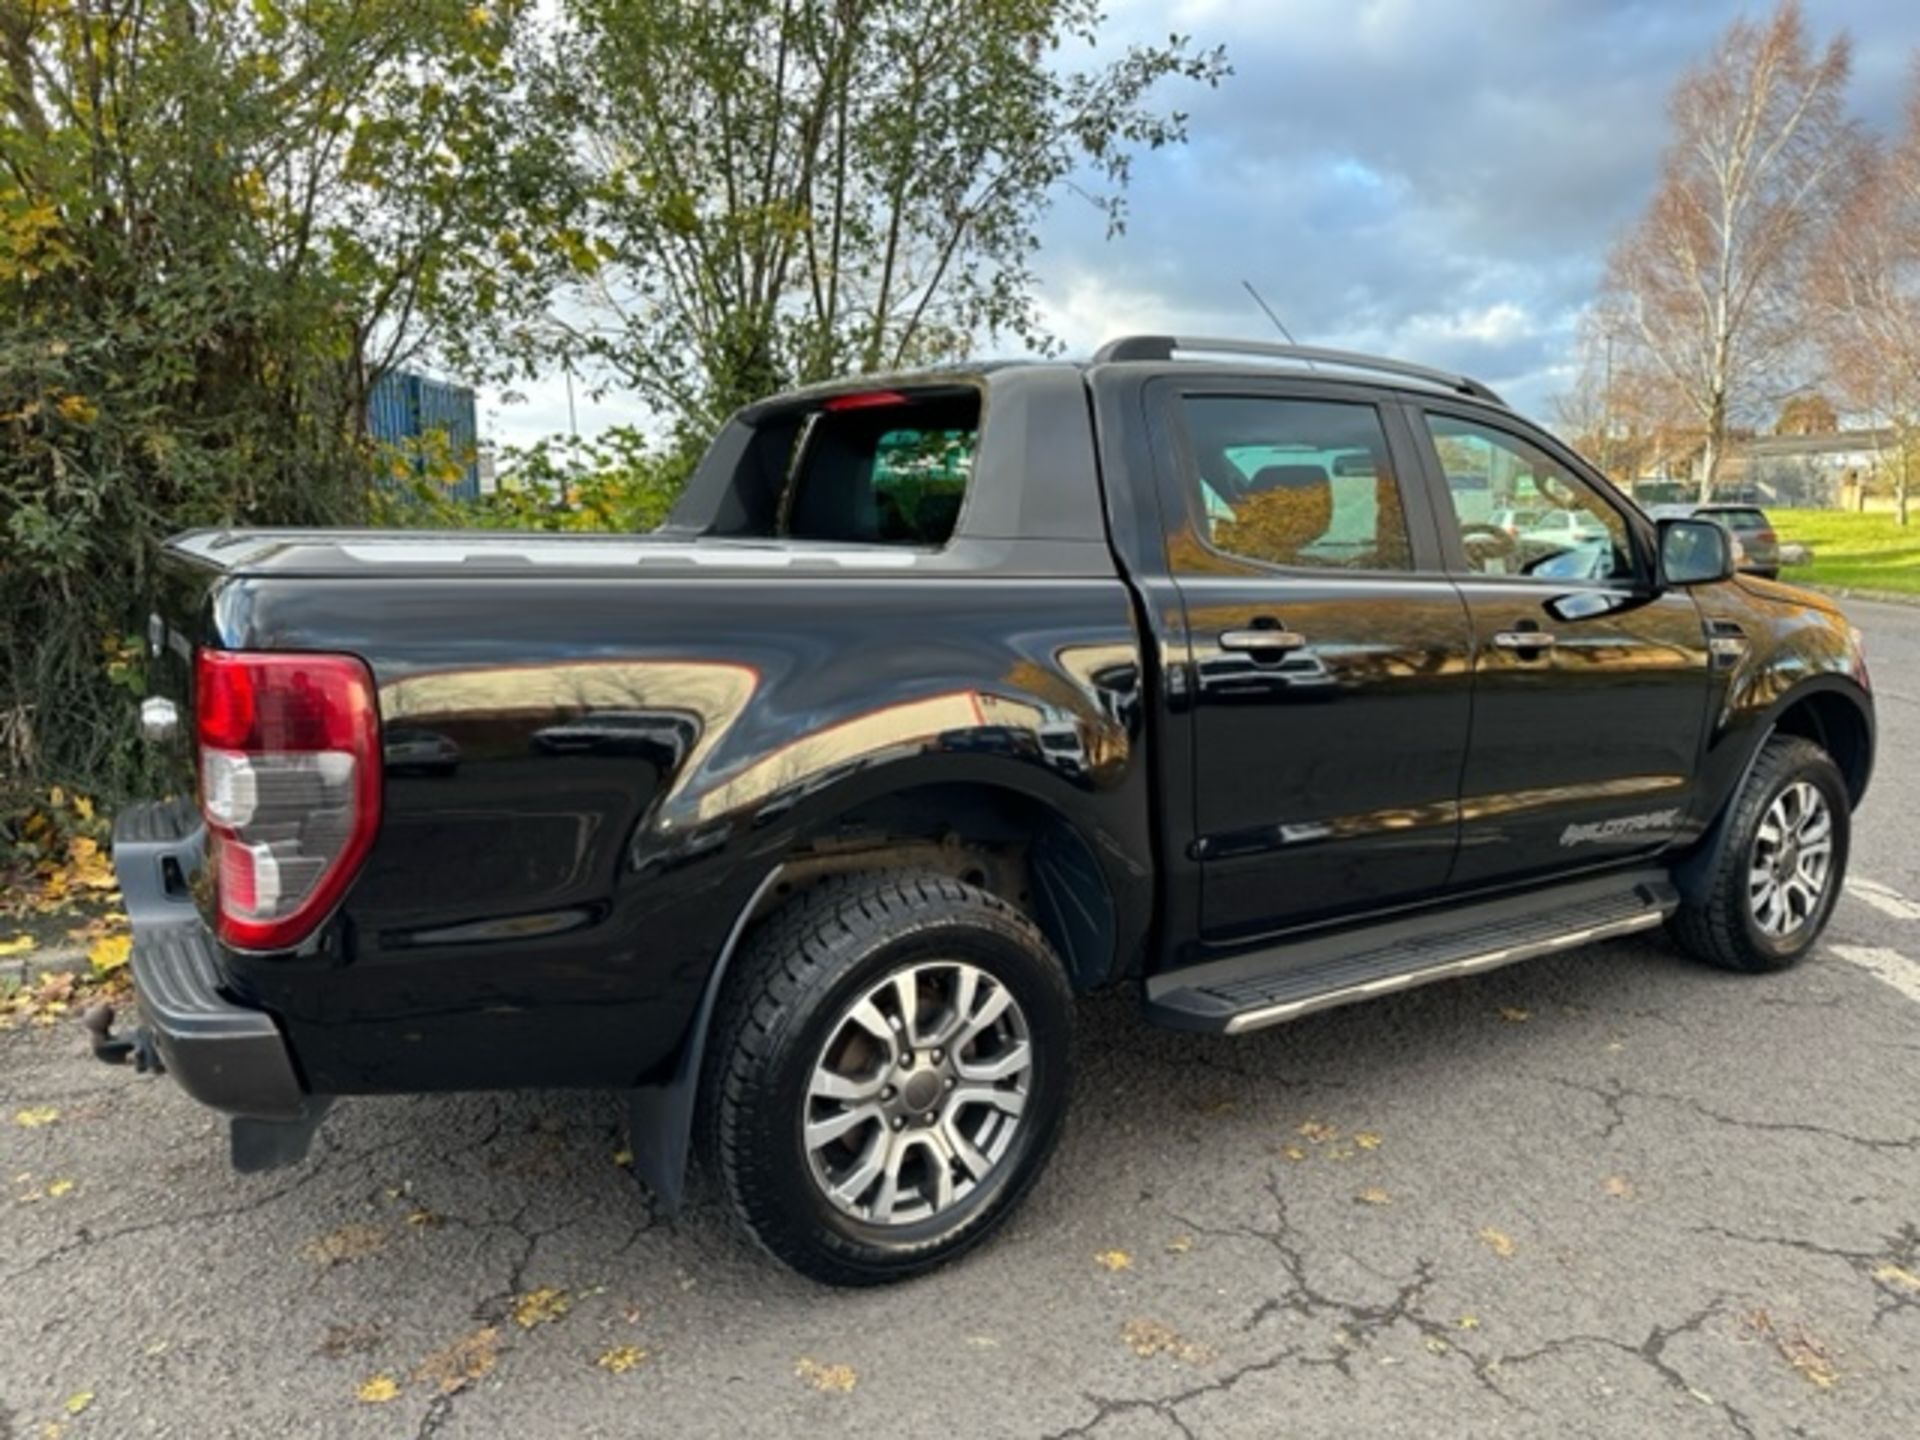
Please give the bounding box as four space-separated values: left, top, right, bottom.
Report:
366 369 481 499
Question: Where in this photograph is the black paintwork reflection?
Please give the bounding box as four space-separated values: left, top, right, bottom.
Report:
1175 570 1477 942
1449 579 1708 886
207 575 1151 1094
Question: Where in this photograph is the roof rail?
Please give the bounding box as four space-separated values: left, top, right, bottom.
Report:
1092 335 1508 408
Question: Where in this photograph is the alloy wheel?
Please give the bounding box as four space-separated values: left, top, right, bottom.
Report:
803 961 1032 1227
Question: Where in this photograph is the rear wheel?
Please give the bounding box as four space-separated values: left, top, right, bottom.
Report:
1668 735 1849 973
700 872 1073 1285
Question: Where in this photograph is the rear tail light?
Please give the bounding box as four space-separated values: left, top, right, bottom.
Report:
195 649 381 950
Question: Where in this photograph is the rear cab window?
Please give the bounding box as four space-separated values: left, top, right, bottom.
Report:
782 390 980 546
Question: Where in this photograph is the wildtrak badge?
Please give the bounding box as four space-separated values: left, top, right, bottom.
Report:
1560 810 1681 847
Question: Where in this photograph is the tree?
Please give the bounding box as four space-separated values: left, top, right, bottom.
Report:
0 0 575 793
1772 391 1838 435
548 0 1228 436
1813 62 1920 526
1595 2 1857 502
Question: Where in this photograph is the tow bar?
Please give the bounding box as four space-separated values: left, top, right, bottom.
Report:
81 1002 165 1073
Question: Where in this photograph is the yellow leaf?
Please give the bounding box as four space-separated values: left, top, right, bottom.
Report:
1873 1264 1920 1293
64 1393 93 1416
1498 1007 1531 1023
512 1287 572 1329
1478 1227 1516 1258
1165 1235 1193 1254
1457 1315 1481 1330
405 1207 440 1227
794 1357 857 1393
46 1178 74 1198
1093 1249 1133 1272
72 795 94 821
612 1148 634 1167
1353 1131 1383 1150
14 1107 58 1128
88 933 131 974
1425 1336 1451 1354
1280 1144 1308 1162
1297 1120 1338 1143
1356 1188 1392 1206
355 1374 400 1404
0 934 33 957
597 1345 648 1374
1120 1318 1213 1365
1603 1175 1635 1199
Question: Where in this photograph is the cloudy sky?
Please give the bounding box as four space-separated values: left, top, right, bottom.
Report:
480 0 1918 446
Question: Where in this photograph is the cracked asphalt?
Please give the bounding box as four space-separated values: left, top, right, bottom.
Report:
4 598 1918 1439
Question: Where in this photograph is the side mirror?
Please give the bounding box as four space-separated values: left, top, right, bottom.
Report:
1656 517 1734 587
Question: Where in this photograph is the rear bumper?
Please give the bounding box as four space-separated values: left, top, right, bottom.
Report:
113 801 308 1122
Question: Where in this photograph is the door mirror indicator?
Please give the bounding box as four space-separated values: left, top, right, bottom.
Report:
1656 518 1734 587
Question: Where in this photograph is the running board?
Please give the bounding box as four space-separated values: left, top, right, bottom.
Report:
1147 871 1678 1035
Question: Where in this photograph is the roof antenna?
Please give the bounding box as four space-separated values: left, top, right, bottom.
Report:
1242 280 1316 370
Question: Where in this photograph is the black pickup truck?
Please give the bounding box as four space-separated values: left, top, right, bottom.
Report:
102 337 1874 1284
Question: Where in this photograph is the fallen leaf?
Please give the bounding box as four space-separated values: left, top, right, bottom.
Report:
1425 1337 1451 1354
317 1322 384 1359
513 1287 572 1329
405 1208 441 1228
1872 1264 1920 1293
1355 1188 1392 1206
0 934 33 957
1093 1249 1133 1272
1498 1007 1531 1023
87 933 131 974
355 1374 401 1404
1120 1318 1213 1365
302 1223 387 1267
1457 1315 1481 1330
1603 1175 1635 1200
1280 1144 1308 1162
612 1148 634 1167
64 1393 93 1416
1478 1227 1516 1258
794 1357 857 1393
1353 1132 1383 1150
46 1178 74 1198
73 796 94 822
1297 1120 1338 1143
596 1345 648 1374
414 1327 500 1395
14 1107 58 1128
1165 1235 1193 1254
1746 1311 1838 1390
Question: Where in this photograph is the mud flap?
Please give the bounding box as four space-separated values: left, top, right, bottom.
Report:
230 1098 334 1174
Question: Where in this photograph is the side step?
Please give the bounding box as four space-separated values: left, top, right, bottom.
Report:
1147 871 1678 1035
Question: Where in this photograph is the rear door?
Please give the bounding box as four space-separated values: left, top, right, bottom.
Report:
1148 379 1476 943
1409 405 1713 887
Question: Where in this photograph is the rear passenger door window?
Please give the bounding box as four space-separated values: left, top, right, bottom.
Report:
1179 397 1414 572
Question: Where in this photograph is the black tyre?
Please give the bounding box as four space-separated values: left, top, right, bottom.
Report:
700 872 1073 1285
1668 735 1849 973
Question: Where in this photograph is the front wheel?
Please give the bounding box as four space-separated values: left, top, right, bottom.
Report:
1668 735 1850 973
700 872 1073 1285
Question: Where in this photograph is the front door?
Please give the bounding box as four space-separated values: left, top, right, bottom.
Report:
1155 382 1477 944
1411 406 1713 887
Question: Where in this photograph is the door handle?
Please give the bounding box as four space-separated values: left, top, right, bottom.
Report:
1491 630 1556 651
1220 628 1308 655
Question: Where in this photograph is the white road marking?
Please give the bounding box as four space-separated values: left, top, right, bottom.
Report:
1830 944 1920 1006
1847 877 1920 923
